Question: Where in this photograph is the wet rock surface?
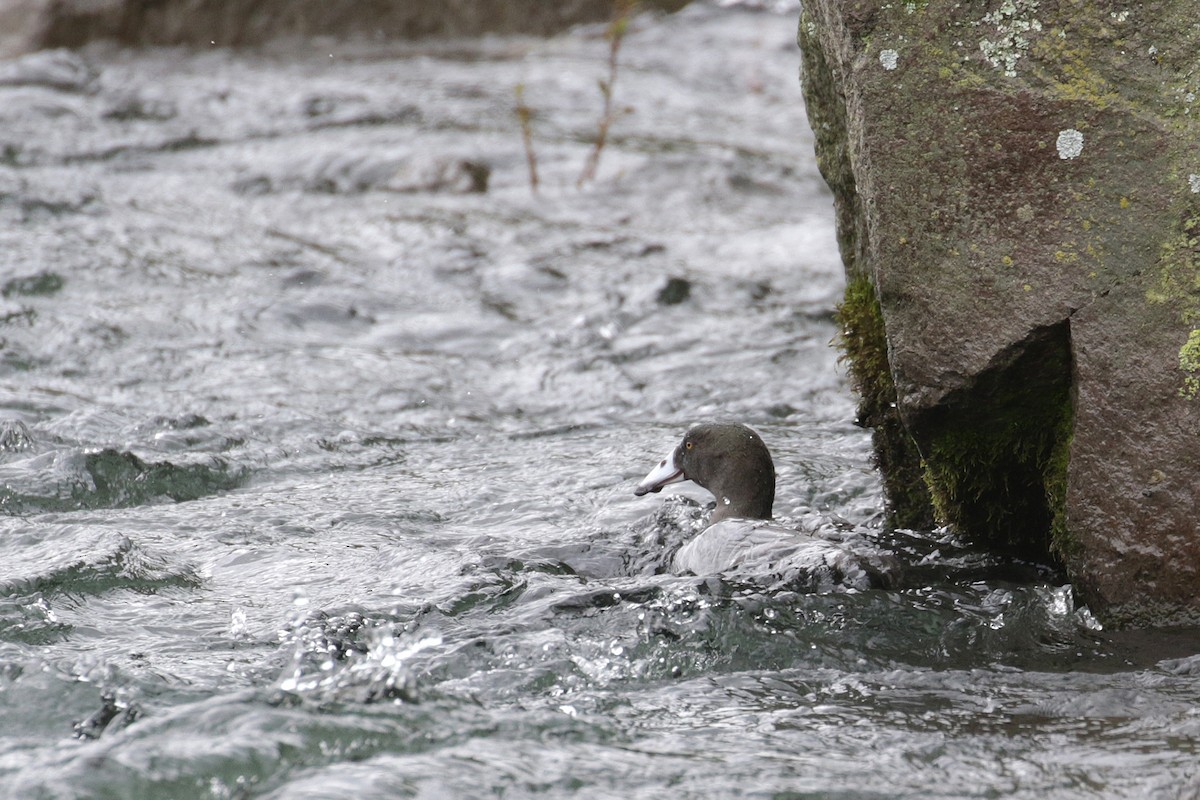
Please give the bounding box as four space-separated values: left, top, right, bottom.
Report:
800 0 1200 626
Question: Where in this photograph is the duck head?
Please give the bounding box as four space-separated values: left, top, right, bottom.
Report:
635 423 775 522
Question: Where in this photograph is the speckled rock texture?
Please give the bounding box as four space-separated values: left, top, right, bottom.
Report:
0 0 687 55
800 0 1200 627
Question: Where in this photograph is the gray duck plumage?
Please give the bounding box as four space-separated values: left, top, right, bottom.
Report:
635 423 895 588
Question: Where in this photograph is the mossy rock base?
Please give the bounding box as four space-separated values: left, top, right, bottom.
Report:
917 322 1073 561
836 275 934 531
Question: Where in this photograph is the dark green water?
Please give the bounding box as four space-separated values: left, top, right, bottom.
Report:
0 3 1198 797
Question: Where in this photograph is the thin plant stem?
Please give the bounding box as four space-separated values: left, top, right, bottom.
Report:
514 83 540 193
577 0 637 188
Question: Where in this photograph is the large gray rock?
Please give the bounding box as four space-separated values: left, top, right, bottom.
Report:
800 0 1200 627
0 0 687 56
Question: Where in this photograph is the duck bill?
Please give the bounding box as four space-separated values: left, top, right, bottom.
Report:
634 448 685 496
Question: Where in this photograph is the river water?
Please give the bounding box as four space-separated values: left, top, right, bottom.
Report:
1 2 1199 798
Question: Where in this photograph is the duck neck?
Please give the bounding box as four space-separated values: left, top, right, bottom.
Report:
708 475 774 523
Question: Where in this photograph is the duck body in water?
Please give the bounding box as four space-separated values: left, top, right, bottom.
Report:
636 423 895 589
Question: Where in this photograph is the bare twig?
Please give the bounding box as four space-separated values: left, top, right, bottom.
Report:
577 0 638 188
514 83 540 193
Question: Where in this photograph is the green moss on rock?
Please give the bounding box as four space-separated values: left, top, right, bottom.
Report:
1044 403 1078 562
835 274 934 530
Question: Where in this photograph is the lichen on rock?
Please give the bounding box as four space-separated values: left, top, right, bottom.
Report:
1180 329 1200 399
976 0 1044 77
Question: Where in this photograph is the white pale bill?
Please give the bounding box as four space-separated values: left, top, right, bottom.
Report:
635 448 685 495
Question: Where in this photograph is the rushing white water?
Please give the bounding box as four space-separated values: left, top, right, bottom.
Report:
0 3 1197 798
